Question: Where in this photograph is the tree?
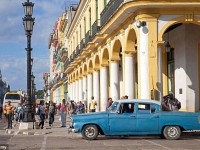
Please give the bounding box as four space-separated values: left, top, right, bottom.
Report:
36 90 44 99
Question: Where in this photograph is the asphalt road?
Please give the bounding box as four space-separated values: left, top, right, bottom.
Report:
1 117 200 150
0 134 200 150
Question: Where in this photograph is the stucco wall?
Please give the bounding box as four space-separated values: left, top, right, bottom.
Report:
169 24 200 111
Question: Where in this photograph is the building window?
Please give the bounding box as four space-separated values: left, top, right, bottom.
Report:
80 25 82 41
84 17 86 34
104 0 107 8
89 8 91 30
167 48 175 94
96 0 98 20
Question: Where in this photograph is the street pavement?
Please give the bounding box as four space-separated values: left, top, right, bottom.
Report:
0 115 200 150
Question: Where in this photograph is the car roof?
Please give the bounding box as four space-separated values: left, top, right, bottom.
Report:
114 99 161 105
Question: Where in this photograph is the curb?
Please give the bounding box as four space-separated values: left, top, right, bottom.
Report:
5 129 40 136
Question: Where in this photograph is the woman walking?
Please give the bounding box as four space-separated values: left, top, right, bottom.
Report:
60 99 67 127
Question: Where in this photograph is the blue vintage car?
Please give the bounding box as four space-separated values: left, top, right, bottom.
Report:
68 99 200 140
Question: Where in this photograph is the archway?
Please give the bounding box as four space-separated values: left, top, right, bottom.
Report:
160 20 200 112
125 28 138 99
110 39 122 100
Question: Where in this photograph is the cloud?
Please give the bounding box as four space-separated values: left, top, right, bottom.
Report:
0 56 49 91
0 0 80 91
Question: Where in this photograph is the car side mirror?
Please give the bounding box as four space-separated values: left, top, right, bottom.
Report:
117 110 121 114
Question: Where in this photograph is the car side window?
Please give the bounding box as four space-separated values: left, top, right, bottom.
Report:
138 104 150 114
121 103 134 113
138 103 156 114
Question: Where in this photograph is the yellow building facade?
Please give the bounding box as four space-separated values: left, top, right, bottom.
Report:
64 0 200 112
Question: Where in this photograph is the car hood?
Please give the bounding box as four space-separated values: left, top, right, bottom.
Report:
71 111 109 121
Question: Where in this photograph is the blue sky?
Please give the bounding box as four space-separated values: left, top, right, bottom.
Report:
0 0 79 91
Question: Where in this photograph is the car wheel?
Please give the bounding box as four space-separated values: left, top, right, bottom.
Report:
81 125 99 140
163 126 181 140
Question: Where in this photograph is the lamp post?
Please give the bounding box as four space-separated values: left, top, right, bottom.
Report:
31 72 35 102
22 0 35 122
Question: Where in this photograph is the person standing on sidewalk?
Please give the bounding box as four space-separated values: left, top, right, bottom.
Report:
4 101 15 129
38 101 46 129
0 102 2 119
89 96 97 112
60 99 67 127
49 101 55 127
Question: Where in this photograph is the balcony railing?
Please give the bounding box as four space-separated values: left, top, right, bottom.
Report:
92 19 101 39
64 59 69 71
85 30 92 45
75 44 80 57
100 0 124 28
70 55 73 61
73 51 76 60
80 38 85 50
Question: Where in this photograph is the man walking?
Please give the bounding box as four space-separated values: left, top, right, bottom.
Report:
4 101 15 129
49 101 55 127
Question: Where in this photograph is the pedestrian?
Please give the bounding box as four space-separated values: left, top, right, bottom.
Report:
60 99 67 127
37 101 46 129
15 103 24 122
106 97 113 110
77 101 84 114
68 100 77 116
0 102 2 119
57 103 61 115
89 96 97 112
49 101 55 127
45 102 49 123
124 95 128 99
4 101 15 129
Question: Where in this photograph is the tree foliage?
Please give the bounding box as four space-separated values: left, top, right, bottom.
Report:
36 90 44 99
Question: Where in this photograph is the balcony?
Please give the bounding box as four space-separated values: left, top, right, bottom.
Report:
80 38 85 50
100 0 124 28
64 59 70 71
75 44 80 57
70 55 73 61
85 30 92 45
92 19 101 39
61 49 68 62
73 51 76 60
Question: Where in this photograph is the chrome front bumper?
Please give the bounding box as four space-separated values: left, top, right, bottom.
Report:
68 127 79 133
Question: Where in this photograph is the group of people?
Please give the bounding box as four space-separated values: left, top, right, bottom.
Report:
162 93 181 111
0 101 27 129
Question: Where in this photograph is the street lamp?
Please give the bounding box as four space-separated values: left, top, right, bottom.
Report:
22 0 35 122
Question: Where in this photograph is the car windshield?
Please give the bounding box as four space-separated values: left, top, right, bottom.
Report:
107 102 119 112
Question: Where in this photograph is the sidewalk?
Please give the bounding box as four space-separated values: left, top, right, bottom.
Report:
4 115 81 137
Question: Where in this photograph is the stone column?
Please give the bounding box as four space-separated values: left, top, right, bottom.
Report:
124 53 135 99
76 80 79 102
93 70 100 112
73 81 76 100
139 26 149 99
158 46 163 101
87 73 93 112
100 66 108 111
79 78 83 101
110 60 119 100
83 76 87 101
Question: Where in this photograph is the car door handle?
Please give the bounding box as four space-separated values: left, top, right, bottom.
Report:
151 115 159 118
130 116 136 118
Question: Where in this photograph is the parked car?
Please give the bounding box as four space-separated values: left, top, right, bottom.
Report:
68 99 200 140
